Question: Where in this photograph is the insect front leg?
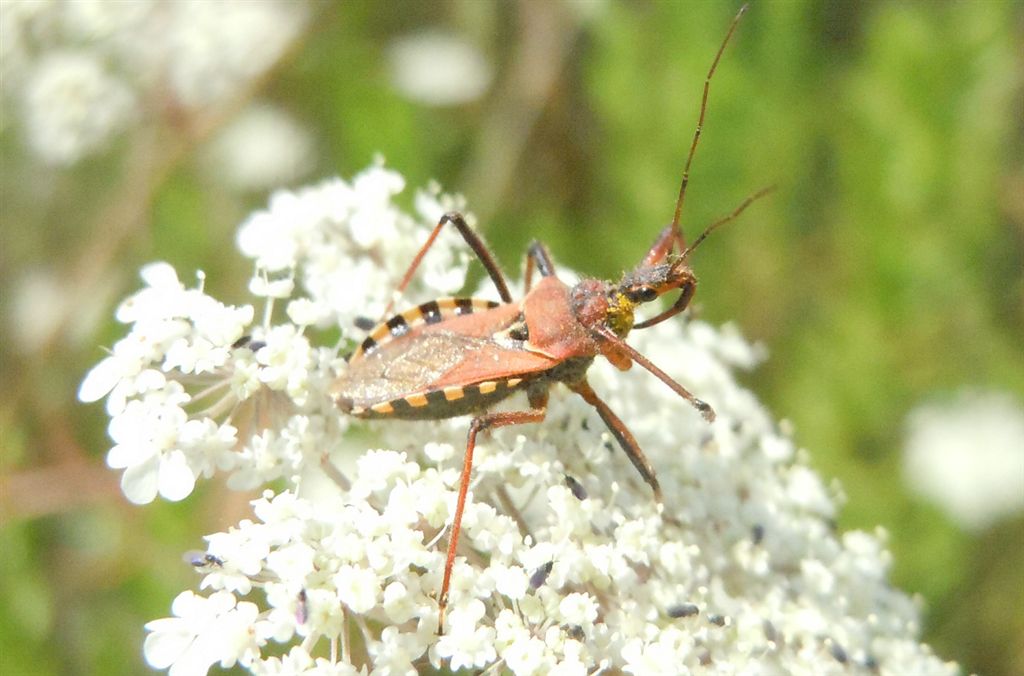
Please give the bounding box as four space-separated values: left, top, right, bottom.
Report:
633 280 696 330
384 211 512 318
437 388 549 634
594 325 715 423
568 379 662 502
640 223 687 267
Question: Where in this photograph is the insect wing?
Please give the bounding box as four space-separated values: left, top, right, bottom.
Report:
427 337 559 390
333 318 560 414
333 331 483 409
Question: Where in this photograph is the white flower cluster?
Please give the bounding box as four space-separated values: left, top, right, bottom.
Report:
1 0 309 165
81 164 958 675
78 164 469 505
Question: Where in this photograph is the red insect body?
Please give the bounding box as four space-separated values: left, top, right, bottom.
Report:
331 4 767 635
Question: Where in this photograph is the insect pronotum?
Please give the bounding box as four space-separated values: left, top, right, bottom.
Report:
331 4 769 633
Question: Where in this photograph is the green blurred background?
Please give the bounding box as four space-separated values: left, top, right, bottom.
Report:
2 1 1021 674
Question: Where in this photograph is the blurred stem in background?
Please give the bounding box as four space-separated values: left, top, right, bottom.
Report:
1 1 1021 674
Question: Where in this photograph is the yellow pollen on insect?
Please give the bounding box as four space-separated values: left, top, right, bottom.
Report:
607 291 637 338
477 381 498 394
443 386 465 401
405 393 429 407
370 402 394 414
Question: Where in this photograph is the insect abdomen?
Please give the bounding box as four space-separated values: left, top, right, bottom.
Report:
352 297 501 361
342 377 529 420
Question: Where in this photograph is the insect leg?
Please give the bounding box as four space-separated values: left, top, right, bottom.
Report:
569 379 662 501
594 324 715 422
633 280 695 330
640 224 686 267
386 211 512 318
438 389 549 634
523 240 557 292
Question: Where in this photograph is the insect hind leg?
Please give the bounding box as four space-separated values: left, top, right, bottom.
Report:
569 379 662 501
524 240 558 292
438 389 549 634
384 211 512 319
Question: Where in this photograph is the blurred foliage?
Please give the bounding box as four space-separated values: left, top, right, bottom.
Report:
1 1 1022 675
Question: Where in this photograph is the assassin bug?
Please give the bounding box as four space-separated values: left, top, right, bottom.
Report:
331 4 767 632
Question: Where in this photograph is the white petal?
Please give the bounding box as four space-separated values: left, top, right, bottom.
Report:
159 451 197 502
78 356 121 402
121 454 160 504
144 627 194 669
167 640 218 676
140 261 181 289
106 442 152 470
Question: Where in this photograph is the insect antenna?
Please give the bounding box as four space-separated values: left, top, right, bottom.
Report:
681 184 775 258
633 184 772 330
669 3 749 251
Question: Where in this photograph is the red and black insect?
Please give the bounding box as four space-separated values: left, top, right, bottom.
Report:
331 5 767 632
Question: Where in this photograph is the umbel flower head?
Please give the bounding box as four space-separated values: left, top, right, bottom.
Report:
80 163 957 675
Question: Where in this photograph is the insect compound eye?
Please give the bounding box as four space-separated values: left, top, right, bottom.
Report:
629 286 658 303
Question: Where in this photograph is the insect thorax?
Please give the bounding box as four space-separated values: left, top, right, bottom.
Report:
571 279 634 340
538 355 596 386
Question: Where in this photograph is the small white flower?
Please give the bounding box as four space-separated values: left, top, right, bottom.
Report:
9 268 83 354
903 390 1024 530
237 207 303 274
202 531 269 596
366 626 428 675
334 565 381 614
249 273 296 299
558 592 599 627
22 50 135 165
492 564 529 601
205 103 315 192
144 591 264 675
382 581 416 625
286 297 329 327
106 396 193 504
388 32 492 106
622 634 690 676
435 599 497 670
255 325 314 403
506 642 551 676
248 645 315 675
423 441 455 463
265 543 315 581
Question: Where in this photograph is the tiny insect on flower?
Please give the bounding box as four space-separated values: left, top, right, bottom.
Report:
529 561 554 590
329 4 773 634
